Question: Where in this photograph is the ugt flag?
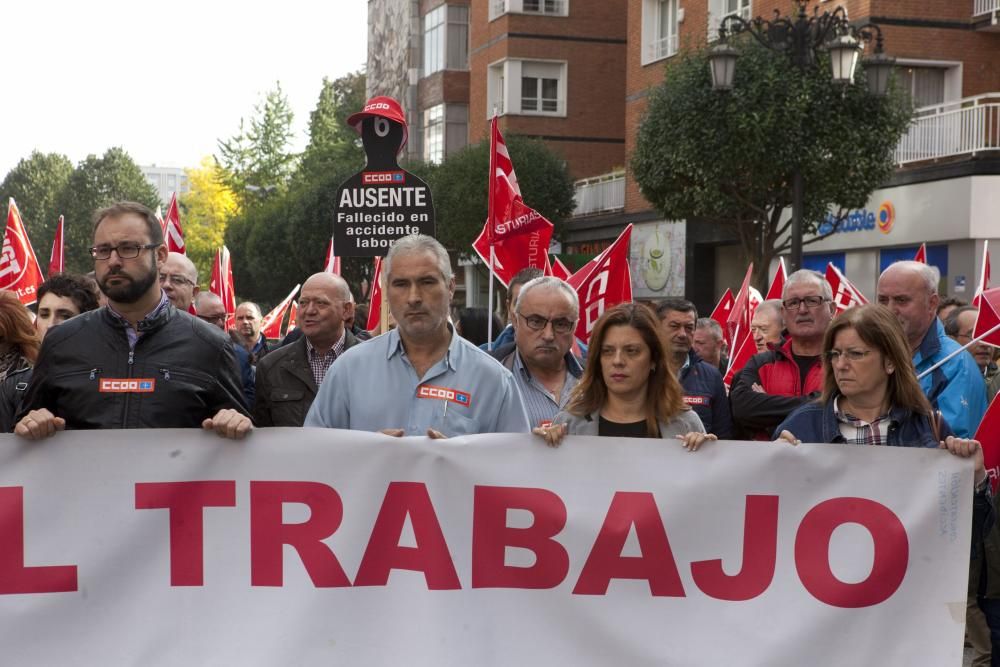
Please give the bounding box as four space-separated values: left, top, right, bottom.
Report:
0 198 45 306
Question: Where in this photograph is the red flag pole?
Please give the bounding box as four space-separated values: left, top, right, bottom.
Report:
486 113 498 350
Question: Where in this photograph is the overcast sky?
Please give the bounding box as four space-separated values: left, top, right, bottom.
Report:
0 1 368 179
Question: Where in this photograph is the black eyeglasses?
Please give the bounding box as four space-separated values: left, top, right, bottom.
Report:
159 273 195 287
517 312 576 334
89 243 160 260
197 313 227 325
782 296 830 311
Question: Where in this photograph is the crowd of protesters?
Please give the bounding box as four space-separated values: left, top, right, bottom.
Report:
1 200 998 661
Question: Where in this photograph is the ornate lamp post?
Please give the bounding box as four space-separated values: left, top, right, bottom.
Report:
707 0 895 273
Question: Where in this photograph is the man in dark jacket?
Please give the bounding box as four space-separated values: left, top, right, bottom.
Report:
730 269 834 439
15 201 251 439
657 298 732 438
254 272 360 427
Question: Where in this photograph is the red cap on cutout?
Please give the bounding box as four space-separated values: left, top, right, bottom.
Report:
347 96 408 152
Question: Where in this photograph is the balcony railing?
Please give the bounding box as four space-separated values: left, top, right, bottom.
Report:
974 0 1000 16
894 93 1000 165
649 34 679 62
573 171 625 217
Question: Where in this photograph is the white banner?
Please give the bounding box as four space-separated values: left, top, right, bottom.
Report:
0 430 974 665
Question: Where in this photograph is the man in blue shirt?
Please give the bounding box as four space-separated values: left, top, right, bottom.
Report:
305 234 530 436
877 261 987 437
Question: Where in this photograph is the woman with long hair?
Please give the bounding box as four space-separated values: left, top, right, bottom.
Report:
533 303 710 449
0 290 40 380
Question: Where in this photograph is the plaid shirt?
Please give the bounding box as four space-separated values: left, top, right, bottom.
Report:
833 396 894 446
306 329 347 387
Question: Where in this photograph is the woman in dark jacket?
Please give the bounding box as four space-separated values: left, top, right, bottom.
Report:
0 291 41 432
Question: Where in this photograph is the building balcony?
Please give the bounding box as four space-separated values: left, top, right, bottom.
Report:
572 171 625 217
894 93 1000 166
974 0 1000 30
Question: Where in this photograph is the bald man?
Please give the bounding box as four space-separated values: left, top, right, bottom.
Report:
195 292 256 407
253 273 360 426
159 252 200 312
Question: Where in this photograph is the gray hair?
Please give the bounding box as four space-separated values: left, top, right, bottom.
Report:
515 276 580 315
783 269 832 301
384 234 453 282
695 317 723 341
881 260 940 294
755 299 784 325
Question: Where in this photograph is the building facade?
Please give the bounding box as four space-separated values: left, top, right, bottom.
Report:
140 165 190 206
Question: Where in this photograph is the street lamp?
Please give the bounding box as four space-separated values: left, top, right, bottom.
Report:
707 0 895 273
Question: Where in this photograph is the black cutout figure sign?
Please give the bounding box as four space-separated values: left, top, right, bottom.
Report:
333 96 435 256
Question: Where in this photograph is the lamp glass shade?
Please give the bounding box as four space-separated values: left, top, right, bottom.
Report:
828 34 861 84
709 44 738 90
863 52 896 96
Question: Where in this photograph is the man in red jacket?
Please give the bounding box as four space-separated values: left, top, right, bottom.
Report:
730 269 834 439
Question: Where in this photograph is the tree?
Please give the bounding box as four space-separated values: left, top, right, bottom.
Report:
631 40 913 288
0 151 74 255
180 156 239 284
299 71 366 180
57 148 161 272
217 83 296 208
424 134 576 255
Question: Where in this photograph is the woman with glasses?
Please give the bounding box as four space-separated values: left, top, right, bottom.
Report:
533 303 711 449
773 304 986 459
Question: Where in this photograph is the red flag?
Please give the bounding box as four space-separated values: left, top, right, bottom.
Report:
765 257 786 301
285 301 298 336
973 240 992 309
209 246 237 330
472 117 554 286
324 237 341 275
973 286 1000 348
551 256 572 281
976 393 1000 493
48 215 64 277
0 198 45 306
164 193 185 254
825 263 869 314
566 225 633 343
261 284 300 339
723 327 758 388
366 257 383 331
913 243 927 264
709 289 735 346
726 264 755 347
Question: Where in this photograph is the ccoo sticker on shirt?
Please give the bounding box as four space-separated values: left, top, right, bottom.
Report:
417 384 472 408
683 395 709 406
99 378 156 393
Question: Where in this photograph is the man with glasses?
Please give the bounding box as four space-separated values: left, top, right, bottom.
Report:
159 252 199 313
489 276 583 428
15 201 251 440
657 298 732 438
195 291 256 407
731 269 834 439
878 260 987 437
305 234 529 437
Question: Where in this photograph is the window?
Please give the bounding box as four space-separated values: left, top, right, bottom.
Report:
897 66 946 108
422 104 468 164
423 5 469 75
488 59 567 118
491 0 568 19
642 0 679 64
708 0 750 39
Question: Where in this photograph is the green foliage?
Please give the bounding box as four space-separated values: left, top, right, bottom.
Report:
56 148 161 272
180 156 239 285
424 134 577 256
299 71 366 180
0 151 74 255
631 40 913 287
217 83 297 207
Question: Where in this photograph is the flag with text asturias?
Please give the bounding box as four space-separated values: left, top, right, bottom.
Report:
0 198 45 306
48 215 64 277
164 193 185 254
566 225 632 343
472 116 553 286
